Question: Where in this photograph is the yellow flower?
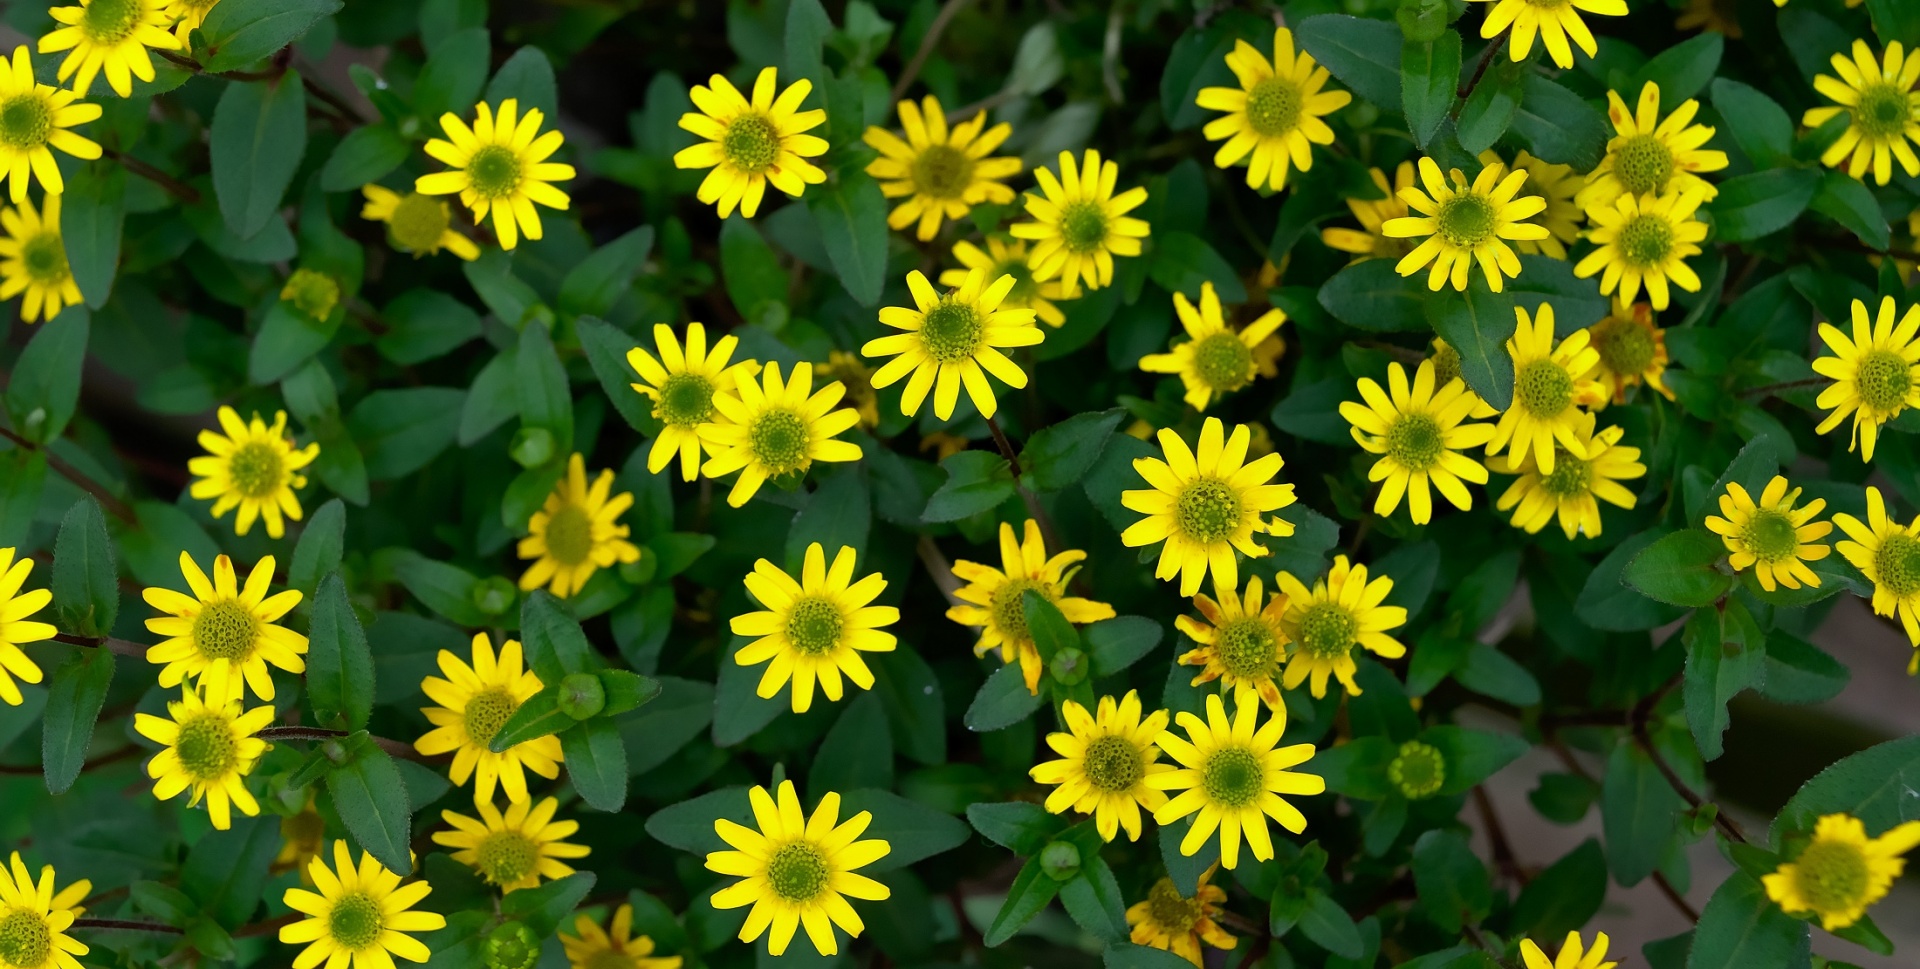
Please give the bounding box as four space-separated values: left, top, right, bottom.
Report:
942 237 1071 327
1147 691 1323 869
1487 303 1605 476
1835 487 1920 658
818 350 880 430
1486 149 1584 258
1125 869 1236 968
161 0 220 46
1587 302 1673 405
360 185 479 260
1578 82 1727 210
280 268 339 322
413 633 563 806
1122 417 1297 597
675 67 827 219
863 95 1019 240
1813 295 1920 463
863 268 1042 420
1471 0 1627 69
1175 577 1290 710
1195 26 1350 192
416 99 574 250
133 686 275 830
1009 149 1150 298
729 542 899 714
0 853 90 969
38 0 179 98
0 195 82 324
1139 282 1286 412
1339 359 1495 524
561 905 683 969
433 796 589 893
1705 475 1834 592
698 362 864 507
1321 161 1417 263
0 47 102 203
1521 931 1616 969
273 794 326 882
947 520 1117 694
1575 186 1708 311
280 841 446 969
1763 813 1920 931
1275 555 1407 698
517 453 642 598
1382 157 1548 293
1490 410 1645 539
627 322 758 481
0 548 54 707
1029 690 1172 842
186 406 319 538
1805 39 1920 186
705 780 891 957
142 551 307 704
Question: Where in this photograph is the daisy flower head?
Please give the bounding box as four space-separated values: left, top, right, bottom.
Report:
1520 931 1616 969
675 67 827 219
1138 282 1287 412
941 237 1070 327
1834 487 1920 657
133 686 275 830
1486 303 1606 475
729 542 898 714
705 780 891 957
360 185 479 260
1194 26 1351 192
0 853 90 969
1125 867 1236 967
1338 358 1497 524
561 905 684 969
413 633 563 806
627 322 758 481
1574 185 1709 311
1587 302 1673 405
1813 295 1920 463
279 841 446 969
0 47 102 203
697 362 864 507
433 796 590 893
1804 39 1920 186
862 268 1042 421
1763 813 1920 930
161 0 221 47
517 453 642 598
1490 410 1645 539
0 194 82 324
1029 690 1173 842
1705 475 1833 592
1121 417 1298 598
1381 156 1548 293
415 98 574 250
1577 81 1728 210
186 406 319 538
863 95 1019 240
1471 0 1628 69
1147 691 1324 869
273 795 326 882
142 551 307 704
37 0 179 98
1486 149 1584 259
947 520 1117 694
0 547 55 706
1175 576 1290 710
1321 161 1418 264
1009 149 1150 298
1274 555 1407 699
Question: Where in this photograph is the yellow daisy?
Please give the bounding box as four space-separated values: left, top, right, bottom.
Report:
133 686 275 830
862 268 1042 420
1274 555 1407 699
1835 487 1920 662
517 453 641 598
942 237 1070 327
729 542 899 714
0 854 89 969
0 194 83 324
561 905 684 969
1029 690 1173 842
818 350 880 430
1521 931 1616 969
1122 418 1297 597
142 551 307 704
705 780 892 957
1587 302 1673 405
413 633 563 806
1705 475 1834 592
433 796 590 893
675 67 827 219
360 185 479 260
947 520 1117 694
1471 0 1628 70
37 0 179 98
1195 26 1350 192
1487 303 1605 475
1147 691 1324 869
698 362 863 508
273 794 326 882
863 95 1019 240
1125 867 1236 967
1763 813 1920 931
279 841 446 969
1805 39 1920 186
1009 149 1150 298
1813 295 1920 463
0 547 54 707
186 406 319 539
1321 161 1418 263
0 47 102 203
1578 82 1727 210
1486 149 1584 258
627 322 758 481
1339 358 1496 524
1382 156 1548 293
416 98 574 250
1575 185 1709 311
1175 577 1290 710
160 0 220 46
1139 282 1286 412
1490 410 1645 539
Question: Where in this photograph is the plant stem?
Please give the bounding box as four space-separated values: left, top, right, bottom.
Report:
1472 785 1528 887
891 0 973 103
73 918 183 935
1455 36 1503 103
51 632 148 657
1737 376 1825 399
256 725 430 763
983 415 1066 559
1651 870 1701 923
0 427 138 523
102 148 202 204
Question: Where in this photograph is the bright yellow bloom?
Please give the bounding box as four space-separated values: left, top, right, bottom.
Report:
627 322 758 481
1030 690 1172 842
1009 149 1150 298
705 780 891 957
1575 186 1709 311
1763 813 1920 931
1195 26 1350 192
729 543 898 714
1275 555 1406 698
1486 149 1583 258
863 268 1042 420
1339 359 1495 524
0 548 54 707
38 0 179 98
0 853 89 969
416 99 574 250
1321 162 1417 263
1123 418 1297 597
0 195 81 324
141 551 307 704
698 362 863 507
1813 295 1920 463
1805 40 1920 186
1521 931 1616 969
133 686 275 830
1587 302 1673 405
413 633 563 806
186 406 318 538
1147 691 1323 869
161 0 221 46
1487 303 1606 475
1579 82 1727 210
1175 577 1290 710
517 453 641 598
1490 411 1645 539
1139 282 1286 412
1835 488 1920 661
561 905 684 969
675 67 827 219
1125 866 1236 967
0 47 102 203
1382 157 1548 292
942 237 1070 327
1705 475 1834 592
1472 0 1627 69
948 520 1116 694
279 841 446 969
863 95 1019 240
433 796 590 893
818 350 879 430
360 185 479 260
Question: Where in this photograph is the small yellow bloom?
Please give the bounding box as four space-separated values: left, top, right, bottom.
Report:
1125 867 1236 967
433 796 590 893
0 853 90 969
947 520 1116 694
360 185 479 260
1321 162 1418 263
1804 39 1920 186
273 794 326 882
1339 359 1496 524
0 548 55 707
1520 931 1616 969
675 67 827 219
1491 411 1645 539
1122 418 1298 597
518 453 642 598
1382 157 1548 293
942 237 1070 327
1587 302 1673 405
1471 0 1627 69
1705 475 1834 592
561 904 684 969
697 362 864 507
1275 555 1407 698
1175 577 1290 710
1009 149 1150 298
38 0 180 98
413 633 564 806
729 542 898 714
863 268 1042 420
141 551 307 704
1578 82 1728 209
1813 295 1920 463
1575 185 1709 311
1195 26 1350 192
0 194 83 324
0 47 103 202
133 686 275 830
1147 691 1323 869
279 268 339 322
416 99 574 250
161 0 221 47
705 780 892 957
1487 303 1606 476
1139 282 1285 412
818 350 880 430
1833 487 1920 666
1487 149 1584 259
863 95 1019 240
1763 813 1920 931
627 322 758 481
186 406 319 538
1030 690 1172 842
279 841 447 969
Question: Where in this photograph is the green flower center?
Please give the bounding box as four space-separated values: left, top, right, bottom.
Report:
1742 508 1801 564
1853 349 1913 413
542 504 594 567
1145 879 1202 933
1081 735 1144 791
327 892 385 951
1191 332 1253 392
1058 201 1109 254
748 408 811 475
1596 321 1656 377
1436 194 1496 248
1431 344 1463 388
388 192 452 253
0 909 51 969
766 842 830 903
0 95 51 151
1539 449 1591 498
1873 532 1920 597
1176 477 1242 544
1386 412 1444 471
783 595 844 656
987 577 1048 642
227 441 285 499
1297 602 1357 660
723 114 780 174
484 924 539 969
911 143 975 199
656 372 716 426
1618 213 1675 267
1515 358 1575 419
1216 616 1278 678
1201 746 1264 807
1244 77 1303 137
1387 740 1446 800
1789 840 1871 914
467 145 523 200
1611 133 1675 196
475 830 540 887
19 232 69 285
921 300 985 363
174 712 238 781
463 688 518 747
281 269 340 322
1855 83 1914 139
192 598 259 662
81 0 142 43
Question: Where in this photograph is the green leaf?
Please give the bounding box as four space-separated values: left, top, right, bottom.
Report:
499 872 596 939
1506 254 1610 334
515 322 574 454
1771 734 1920 844
923 451 1014 523
198 0 343 72
1682 605 1764 761
576 317 653 433
965 663 1043 732
1425 285 1517 410
181 814 279 928
807 693 893 797
982 855 1060 946
560 718 628 811
1510 839 1606 941
250 300 340 384
619 675 711 773
1297 889 1364 959
288 499 345 597
41 648 114 795
1758 631 1849 706
390 551 489 626
1629 33 1723 108
1455 61 1522 155
870 648 944 765
721 218 789 326
560 226 655 319
645 787 752 855
647 532 716 579
1456 642 1542 706
782 0 833 84
1316 259 1430 332
324 734 413 873
320 124 411 191
1159 815 1220 895
1020 409 1125 491
1601 738 1682 887
1059 855 1128 942
1411 829 1491 934
1105 943 1198 969
1022 591 1081 666
1148 231 1247 302
711 643 786 745
211 73 309 238
346 387 465 480
1623 528 1731 607
597 669 661 718
0 449 47 550
1686 872 1811 969
60 166 124 308
462 250 543 325
967 801 1067 855
1086 617 1162 677
1510 75 1609 169
308 574 375 732
1866 0 1920 48
413 27 490 123
1708 169 1822 243
485 47 559 120
809 171 889 306
1709 79 1793 169
1401 32 1460 147
1426 726 1528 795
841 788 969 871
1809 170 1890 250
786 470 871 572
5 308 89 444
521 590 595 682
1295 15 1403 111
1160 16 1255 130
50 497 117 640
1578 530 1690 630
375 289 483 365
